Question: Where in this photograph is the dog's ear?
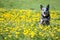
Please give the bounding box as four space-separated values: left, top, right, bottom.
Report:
46 4 49 11
40 5 43 10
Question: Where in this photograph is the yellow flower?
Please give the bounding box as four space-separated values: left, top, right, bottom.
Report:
30 31 35 38
10 27 16 32
5 29 9 32
4 37 7 40
39 25 43 29
36 13 40 17
26 12 31 17
56 36 59 39
8 34 12 38
50 32 54 37
0 28 2 32
0 18 4 21
39 32 44 36
34 28 37 31
23 29 29 35
15 32 20 35
0 8 60 39
42 27 50 31
15 35 19 38
3 13 11 20
0 8 5 11
26 18 32 22
53 27 58 30
20 15 26 20
57 29 60 32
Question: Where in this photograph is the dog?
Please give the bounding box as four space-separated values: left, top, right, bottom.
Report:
40 4 50 25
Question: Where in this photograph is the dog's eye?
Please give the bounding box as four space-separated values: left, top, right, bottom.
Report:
46 9 49 11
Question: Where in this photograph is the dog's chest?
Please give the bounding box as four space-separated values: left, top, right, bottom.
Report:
42 15 49 18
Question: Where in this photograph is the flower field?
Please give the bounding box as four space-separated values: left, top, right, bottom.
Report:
0 8 60 40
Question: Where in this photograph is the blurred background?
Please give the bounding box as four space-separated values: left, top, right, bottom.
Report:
0 0 60 10
0 0 60 40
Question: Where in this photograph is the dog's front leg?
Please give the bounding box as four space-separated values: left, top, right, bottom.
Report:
40 19 44 24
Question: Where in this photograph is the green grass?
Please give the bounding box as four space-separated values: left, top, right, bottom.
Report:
0 0 60 40
0 9 60 40
0 0 60 10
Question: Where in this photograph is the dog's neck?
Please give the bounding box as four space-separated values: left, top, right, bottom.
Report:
42 14 49 18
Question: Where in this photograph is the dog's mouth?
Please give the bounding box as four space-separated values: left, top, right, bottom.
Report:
43 14 46 16
43 14 47 16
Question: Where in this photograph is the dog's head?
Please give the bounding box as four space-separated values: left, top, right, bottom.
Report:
40 4 50 17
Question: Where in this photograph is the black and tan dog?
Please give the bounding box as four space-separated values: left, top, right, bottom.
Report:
40 4 50 25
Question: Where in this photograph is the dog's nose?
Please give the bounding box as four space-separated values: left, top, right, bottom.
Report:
44 12 46 14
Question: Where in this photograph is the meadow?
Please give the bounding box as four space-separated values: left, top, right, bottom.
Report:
0 0 60 40
0 8 60 40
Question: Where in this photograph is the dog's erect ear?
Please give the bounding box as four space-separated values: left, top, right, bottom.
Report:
46 4 49 11
40 5 43 10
